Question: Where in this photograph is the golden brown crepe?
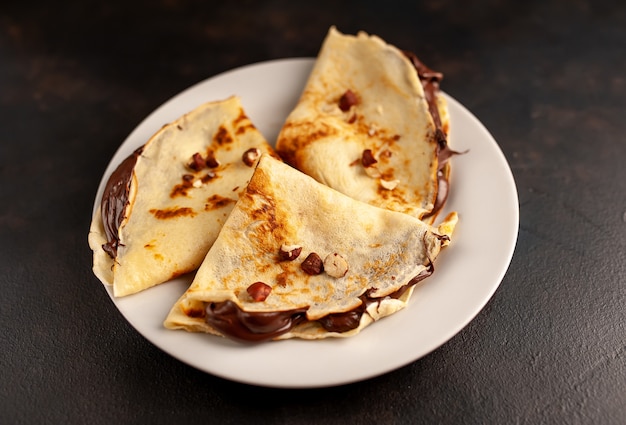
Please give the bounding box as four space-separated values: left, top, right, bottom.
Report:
164 155 457 342
88 97 278 297
276 27 453 221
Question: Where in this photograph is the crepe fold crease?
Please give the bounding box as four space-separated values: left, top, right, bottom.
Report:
164 155 457 342
88 96 278 297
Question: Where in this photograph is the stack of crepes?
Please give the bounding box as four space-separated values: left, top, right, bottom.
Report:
88 26 459 342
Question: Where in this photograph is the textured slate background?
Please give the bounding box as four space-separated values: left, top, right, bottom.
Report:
1 0 625 423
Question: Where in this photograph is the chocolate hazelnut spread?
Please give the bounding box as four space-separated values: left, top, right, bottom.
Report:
205 301 308 342
403 51 460 219
100 146 143 258
204 262 434 342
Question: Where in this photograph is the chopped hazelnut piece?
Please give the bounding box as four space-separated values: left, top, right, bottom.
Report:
361 149 382 178
323 253 349 278
187 152 206 171
205 151 220 168
380 179 400 190
242 148 261 167
361 149 378 168
301 252 324 275
338 89 358 111
201 171 216 183
247 281 272 302
279 244 302 261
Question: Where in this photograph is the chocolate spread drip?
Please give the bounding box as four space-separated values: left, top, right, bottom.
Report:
205 301 308 343
205 262 435 343
318 304 366 333
100 147 143 258
403 50 461 219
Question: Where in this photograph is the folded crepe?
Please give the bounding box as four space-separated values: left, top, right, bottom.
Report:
164 155 457 342
276 27 455 221
88 96 279 297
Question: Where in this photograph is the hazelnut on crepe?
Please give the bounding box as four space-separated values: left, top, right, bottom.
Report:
88 97 279 297
276 27 455 222
164 155 457 342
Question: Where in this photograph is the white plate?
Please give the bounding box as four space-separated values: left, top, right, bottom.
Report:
93 58 519 388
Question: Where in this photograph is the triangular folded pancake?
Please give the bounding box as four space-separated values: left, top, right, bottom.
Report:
276 27 453 221
88 96 279 297
164 155 457 342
